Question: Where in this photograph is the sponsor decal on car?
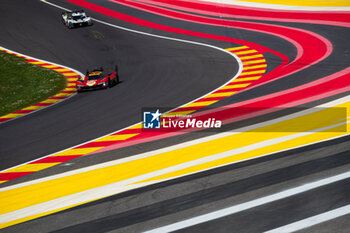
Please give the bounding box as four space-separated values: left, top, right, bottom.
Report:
87 80 96 86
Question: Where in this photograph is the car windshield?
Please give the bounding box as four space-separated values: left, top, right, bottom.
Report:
88 74 101 80
72 15 83 20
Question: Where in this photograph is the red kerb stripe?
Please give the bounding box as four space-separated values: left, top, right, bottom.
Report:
30 155 82 164
0 172 34 180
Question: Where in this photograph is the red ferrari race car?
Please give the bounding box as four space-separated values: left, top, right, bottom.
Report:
76 66 119 92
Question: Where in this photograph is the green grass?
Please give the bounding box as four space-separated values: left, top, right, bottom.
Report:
0 51 67 116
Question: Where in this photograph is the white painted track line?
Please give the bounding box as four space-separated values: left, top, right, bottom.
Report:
0 0 241 175
144 171 350 233
0 121 348 224
197 0 350 11
264 204 350 233
1 95 349 192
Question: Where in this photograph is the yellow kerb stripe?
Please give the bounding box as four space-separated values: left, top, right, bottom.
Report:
41 99 61 104
63 73 80 77
0 104 347 228
42 65 58 68
28 61 45 65
5 163 59 173
54 147 104 156
63 87 76 91
95 134 139 142
222 83 251 89
184 101 218 107
54 68 70 72
22 105 44 111
241 70 265 76
128 124 143 129
54 93 74 97
0 113 24 118
67 78 78 81
226 46 248 51
227 0 350 7
234 50 257 55
0 201 95 229
240 54 264 60
166 110 195 116
232 76 261 82
243 64 267 70
243 59 266 65
205 91 237 98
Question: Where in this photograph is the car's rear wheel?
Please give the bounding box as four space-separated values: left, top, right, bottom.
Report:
115 65 120 84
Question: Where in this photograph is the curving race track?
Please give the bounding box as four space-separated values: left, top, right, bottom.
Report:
0 0 350 232
0 0 238 171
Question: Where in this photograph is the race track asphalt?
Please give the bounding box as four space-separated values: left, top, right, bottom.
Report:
4 134 350 233
1 0 349 232
0 0 238 170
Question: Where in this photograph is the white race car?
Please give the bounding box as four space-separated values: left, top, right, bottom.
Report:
61 10 93 29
